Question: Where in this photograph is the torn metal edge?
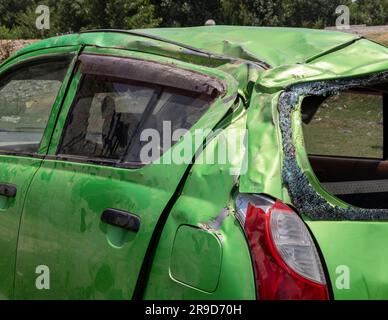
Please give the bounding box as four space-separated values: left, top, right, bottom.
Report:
278 70 388 221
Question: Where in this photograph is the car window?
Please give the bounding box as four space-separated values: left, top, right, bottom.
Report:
58 74 213 164
0 58 71 154
302 90 384 159
301 89 388 209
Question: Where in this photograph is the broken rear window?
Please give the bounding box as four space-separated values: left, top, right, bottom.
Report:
301 87 388 209
302 90 384 159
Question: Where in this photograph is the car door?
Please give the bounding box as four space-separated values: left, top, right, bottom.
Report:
14 50 238 299
0 50 76 299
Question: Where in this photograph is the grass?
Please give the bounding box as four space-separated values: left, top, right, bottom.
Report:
303 92 384 158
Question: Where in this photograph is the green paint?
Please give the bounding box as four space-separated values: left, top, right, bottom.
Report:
170 225 222 293
0 156 41 299
0 26 387 299
144 111 256 300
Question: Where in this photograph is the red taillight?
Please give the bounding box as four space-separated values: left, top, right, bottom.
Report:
235 194 329 300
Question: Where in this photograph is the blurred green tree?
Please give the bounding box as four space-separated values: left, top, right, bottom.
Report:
151 0 221 27
82 0 161 30
350 0 386 25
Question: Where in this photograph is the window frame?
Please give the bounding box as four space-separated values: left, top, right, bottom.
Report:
54 54 225 169
0 53 76 158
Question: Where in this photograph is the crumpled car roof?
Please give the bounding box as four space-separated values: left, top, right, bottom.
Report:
138 26 360 67
140 26 388 88
5 26 388 89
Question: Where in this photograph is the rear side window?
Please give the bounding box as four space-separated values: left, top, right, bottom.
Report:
58 74 212 164
0 58 71 154
302 90 384 159
301 88 388 209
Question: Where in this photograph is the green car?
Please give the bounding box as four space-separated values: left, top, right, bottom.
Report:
1 26 388 300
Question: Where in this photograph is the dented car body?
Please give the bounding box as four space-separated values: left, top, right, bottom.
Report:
1 26 388 299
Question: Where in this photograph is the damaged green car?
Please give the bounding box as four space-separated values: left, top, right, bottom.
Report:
1 26 388 300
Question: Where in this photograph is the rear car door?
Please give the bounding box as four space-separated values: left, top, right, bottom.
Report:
14 50 238 299
0 50 75 298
